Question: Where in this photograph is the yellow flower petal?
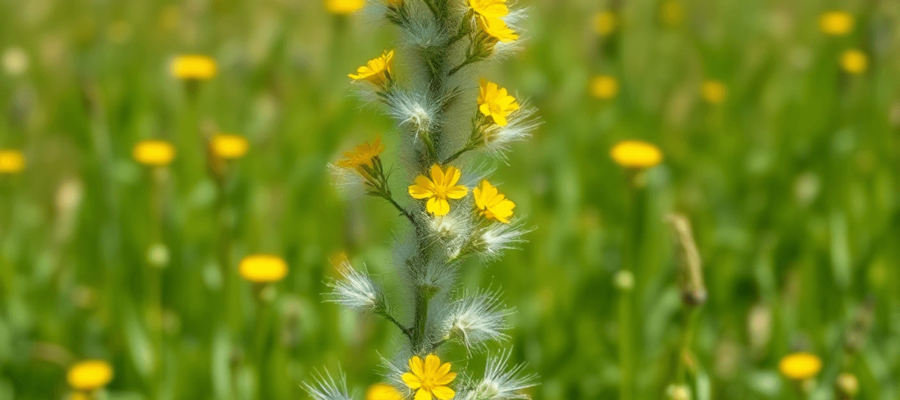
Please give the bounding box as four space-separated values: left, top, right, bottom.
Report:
424 354 441 376
430 164 446 187
445 185 469 200
409 176 436 199
427 197 450 216
414 389 433 400
431 386 455 400
434 371 456 386
401 373 422 390
409 356 424 377
67 360 114 392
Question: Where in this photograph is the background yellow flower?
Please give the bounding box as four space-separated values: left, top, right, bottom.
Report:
841 49 868 74
325 0 365 15
238 254 288 283
820 11 854 36
212 134 249 160
778 353 822 381
133 140 176 167
0 150 25 174
611 140 663 169
170 55 216 80
67 360 113 392
589 75 619 99
701 80 727 104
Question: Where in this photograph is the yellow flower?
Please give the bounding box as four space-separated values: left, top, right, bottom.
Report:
469 0 508 19
478 16 519 43
0 150 25 174
840 49 867 74
349 50 394 88
133 140 176 167
170 55 217 80
778 353 822 381
478 79 520 127
660 0 683 27
474 180 515 223
401 354 457 400
819 11 854 36
592 11 617 36
408 165 469 216
239 255 288 283
589 75 619 99
67 360 113 392
701 80 727 104
610 140 663 169
325 0 365 14
336 137 385 170
366 383 403 400
212 134 249 160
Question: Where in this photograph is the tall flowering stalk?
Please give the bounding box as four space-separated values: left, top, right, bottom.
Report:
308 0 539 399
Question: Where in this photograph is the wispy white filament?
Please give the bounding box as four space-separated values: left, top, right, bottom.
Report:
302 369 353 400
444 290 512 351
465 349 539 400
327 261 382 313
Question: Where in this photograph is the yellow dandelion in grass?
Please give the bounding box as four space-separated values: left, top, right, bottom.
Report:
819 11 854 36
660 0 684 27
211 134 249 160
611 140 663 169
589 75 619 99
239 254 288 283
469 0 508 19
408 165 469 216
701 80 728 104
401 354 457 400
0 150 25 174
367 383 403 400
474 180 515 223
592 11 617 36
478 80 520 127
67 360 113 392
133 140 176 167
779 352 822 381
336 136 385 171
477 16 519 43
325 0 365 15
349 50 394 88
170 55 217 80
840 50 868 74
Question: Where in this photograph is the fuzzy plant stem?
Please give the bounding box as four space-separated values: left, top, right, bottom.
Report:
620 170 647 400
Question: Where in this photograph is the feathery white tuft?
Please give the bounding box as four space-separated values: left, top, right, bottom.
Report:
443 289 512 351
482 104 539 161
386 90 439 139
327 260 384 313
426 206 474 257
465 349 539 400
302 369 354 400
475 221 531 261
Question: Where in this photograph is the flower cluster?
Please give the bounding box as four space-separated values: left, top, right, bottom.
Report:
312 0 538 399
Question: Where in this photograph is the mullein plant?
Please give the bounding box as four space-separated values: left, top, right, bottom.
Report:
308 0 539 399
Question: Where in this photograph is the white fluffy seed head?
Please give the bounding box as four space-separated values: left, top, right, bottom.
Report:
302 369 353 400
443 289 512 351
327 260 384 313
482 105 540 161
425 206 474 258
466 349 538 400
387 90 438 139
474 221 531 262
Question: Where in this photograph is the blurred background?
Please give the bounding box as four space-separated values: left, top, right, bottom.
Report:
1 0 900 399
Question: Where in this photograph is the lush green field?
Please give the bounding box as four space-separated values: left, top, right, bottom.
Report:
1 0 899 399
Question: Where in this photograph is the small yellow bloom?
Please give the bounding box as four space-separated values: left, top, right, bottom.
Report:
325 0 365 14
211 134 249 160
336 137 385 170
133 140 176 167
610 140 663 169
366 383 403 400
474 180 515 223
67 360 113 392
0 150 25 174
778 352 822 381
401 354 457 400
660 0 683 27
478 16 519 43
589 75 619 99
469 0 508 19
478 80 520 127
239 254 288 283
701 80 727 104
840 49 867 74
408 165 469 216
349 50 394 88
170 55 217 80
819 11 854 36
592 11 617 36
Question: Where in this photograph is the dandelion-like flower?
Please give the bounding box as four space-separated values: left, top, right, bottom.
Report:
0 150 25 174
474 180 515 223
367 383 403 400
327 259 383 313
819 11 854 36
350 50 395 88
589 75 619 100
325 0 365 15
479 80 520 127
592 11 617 36
67 360 113 392
840 49 867 75
701 80 727 104
469 0 509 19
466 349 538 400
238 254 288 283
170 55 217 80
478 16 519 44
133 140 176 167
778 352 822 381
402 354 457 400
610 140 663 169
408 165 469 216
211 134 249 160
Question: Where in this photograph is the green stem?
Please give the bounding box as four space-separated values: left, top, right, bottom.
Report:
675 308 700 383
619 171 646 400
412 288 432 351
443 143 476 164
252 287 274 400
